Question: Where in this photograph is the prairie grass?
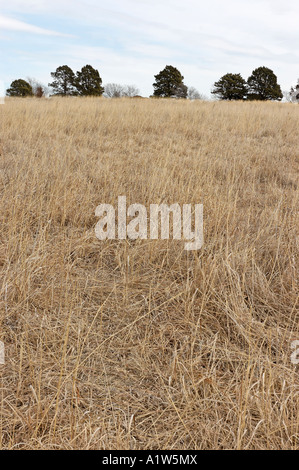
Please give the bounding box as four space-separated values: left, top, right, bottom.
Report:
0 97 298 449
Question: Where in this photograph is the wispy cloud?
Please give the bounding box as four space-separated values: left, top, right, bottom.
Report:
1 0 299 96
0 14 72 37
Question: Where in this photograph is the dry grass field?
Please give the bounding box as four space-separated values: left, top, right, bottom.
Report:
0 97 298 450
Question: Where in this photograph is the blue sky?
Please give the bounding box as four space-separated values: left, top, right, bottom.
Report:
1 0 299 97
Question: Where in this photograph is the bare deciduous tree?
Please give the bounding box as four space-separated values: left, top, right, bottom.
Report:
187 86 203 100
104 83 140 98
123 85 140 97
27 77 49 98
103 83 124 98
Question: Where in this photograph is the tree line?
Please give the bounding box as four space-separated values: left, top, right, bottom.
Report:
5 63 299 102
212 67 283 101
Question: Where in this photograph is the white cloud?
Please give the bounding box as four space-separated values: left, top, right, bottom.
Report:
1 0 299 96
0 14 72 36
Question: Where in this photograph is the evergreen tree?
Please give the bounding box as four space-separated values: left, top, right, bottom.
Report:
211 73 248 100
48 65 77 95
6 79 33 97
247 67 283 101
153 65 187 98
76 65 104 96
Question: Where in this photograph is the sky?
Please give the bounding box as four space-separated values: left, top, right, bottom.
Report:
1 0 299 97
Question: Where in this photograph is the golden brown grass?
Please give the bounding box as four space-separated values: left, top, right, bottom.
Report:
0 97 298 450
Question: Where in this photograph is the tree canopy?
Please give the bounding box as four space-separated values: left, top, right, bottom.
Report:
48 65 77 96
7 63 288 102
153 65 188 98
211 73 248 100
76 65 104 96
247 67 283 101
6 79 33 97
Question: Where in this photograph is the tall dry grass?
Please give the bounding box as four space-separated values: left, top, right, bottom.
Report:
0 97 298 449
